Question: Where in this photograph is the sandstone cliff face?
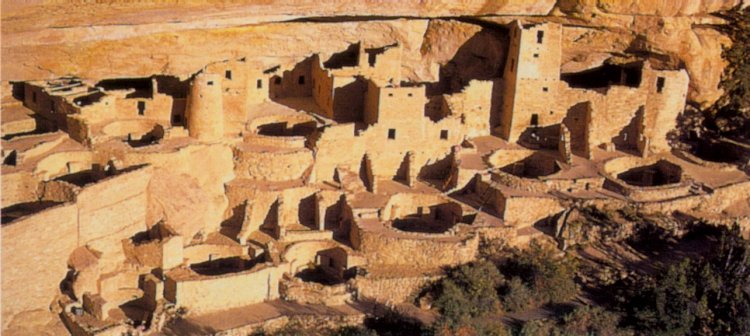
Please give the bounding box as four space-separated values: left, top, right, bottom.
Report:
557 0 742 16
2 0 746 106
1 1 742 107
551 0 743 107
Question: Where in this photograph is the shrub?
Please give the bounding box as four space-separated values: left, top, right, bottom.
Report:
518 319 559 336
501 277 533 313
500 241 578 306
328 326 377 336
432 260 503 330
560 306 629 336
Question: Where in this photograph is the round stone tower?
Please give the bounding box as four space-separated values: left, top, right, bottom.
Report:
186 72 224 141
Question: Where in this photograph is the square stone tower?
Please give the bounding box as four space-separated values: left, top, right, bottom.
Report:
499 21 563 142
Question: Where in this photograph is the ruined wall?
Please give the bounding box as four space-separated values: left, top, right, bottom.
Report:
123 143 234 235
205 60 270 134
642 69 689 154
1 171 38 206
77 166 151 245
233 145 313 182
270 57 313 99
280 279 350 306
109 90 173 123
501 195 562 228
312 58 335 119
443 80 493 138
352 274 441 304
314 84 467 184
1 203 78 330
352 219 479 270
165 265 286 315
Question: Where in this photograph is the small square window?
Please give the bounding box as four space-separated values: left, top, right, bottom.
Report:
275 77 281 85
440 130 448 140
257 79 263 89
537 31 544 44
542 87 548 92
388 129 396 140
533 53 539 58
225 70 232 80
207 81 214 86
388 93 393 97
137 101 146 116
656 77 665 93
298 76 305 85
531 113 539 127
407 93 413 97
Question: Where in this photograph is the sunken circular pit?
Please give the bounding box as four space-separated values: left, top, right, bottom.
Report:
383 193 465 235
499 152 561 179
616 159 682 187
603 157 691 202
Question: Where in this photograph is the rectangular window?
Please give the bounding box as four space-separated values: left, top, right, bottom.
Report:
275 77 281 85
543 87 548 92
225 70 232 80
531 113 539 127
440 130 449 140
298 75 305 85
407 93 413 97
537 31 544 44
207 81 214 86
137 101 146 116
257 79 263 89
533 53 539 58
656 77 665 93
388 93 393 97
388 129 396 140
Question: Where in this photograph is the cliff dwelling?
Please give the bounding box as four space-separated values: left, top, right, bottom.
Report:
2 1 750 335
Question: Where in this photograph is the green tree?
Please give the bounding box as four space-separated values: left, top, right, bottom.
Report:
618 226 750 335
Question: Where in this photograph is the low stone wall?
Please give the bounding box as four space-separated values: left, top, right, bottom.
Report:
233 146 313 182
77 165 152 245
502 195 562 228
214 309 365 336
604 177 693 202
279 277 351 306
165 263 287 315
243 134 307 149
1 171 38 206
638 181 750 215
1 203 78 330
353 220 479 269
352 274 441 304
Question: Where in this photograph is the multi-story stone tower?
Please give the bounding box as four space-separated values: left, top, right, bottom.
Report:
499 21 563 142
